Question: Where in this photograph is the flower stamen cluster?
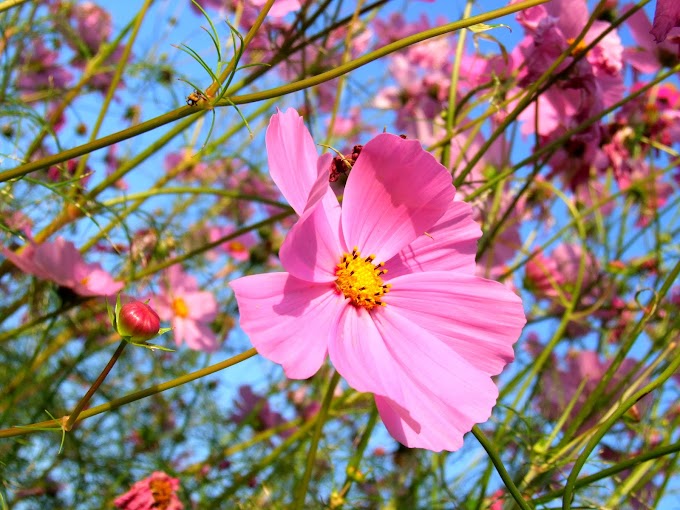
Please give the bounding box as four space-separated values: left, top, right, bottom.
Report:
334 248 390 310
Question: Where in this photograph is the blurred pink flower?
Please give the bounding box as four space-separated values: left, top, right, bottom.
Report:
230 109 526 451
230 385 292 436
651 0 680 42
114 471 183 510
525 243 599 300
623 3 680 73
69 2 112 55
208 227 256 262
538 350 649 434
1 237 124 297
250 0 300 17
153 265 219 352
16 38 72 93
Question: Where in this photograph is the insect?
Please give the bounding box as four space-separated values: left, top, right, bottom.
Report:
186 89 207 106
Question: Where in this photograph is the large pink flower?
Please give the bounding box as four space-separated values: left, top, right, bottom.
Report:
1 237 123 297
153 265 219 352
230 109 525 451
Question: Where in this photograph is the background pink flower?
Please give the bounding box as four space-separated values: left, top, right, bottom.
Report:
1 237 123 297
231 109 526 452
114 471 183 510
153 265 219 352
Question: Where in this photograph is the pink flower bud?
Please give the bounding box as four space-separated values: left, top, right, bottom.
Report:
117 301 161 342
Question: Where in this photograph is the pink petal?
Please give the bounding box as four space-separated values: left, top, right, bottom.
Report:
651 0 680 42
304 152 339 214
371 308 500 451
327 305 406 406
341 133 454 262
32 237 82 287
75 268 124 296
1 244 50 280
279 198 343 283
182 291 218 321
180 317 219 352
230 272 342 379
623 47 661 74
384 200 481 279
383 271 525 375
166 264 198 292
266 108 321 215
624 3 656 52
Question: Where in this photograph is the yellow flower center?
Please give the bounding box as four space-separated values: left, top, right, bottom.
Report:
566 37 588 57
335 248 390 310
149 479 173 510
172 297 189 318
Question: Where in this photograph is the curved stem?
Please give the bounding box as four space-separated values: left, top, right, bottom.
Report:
0 348 258 438
0 0 549 184
472 425 533 510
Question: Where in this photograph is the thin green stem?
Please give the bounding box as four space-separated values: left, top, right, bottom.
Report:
63 340 128 431
293 370 341 509
472 425 533 510
0 0 28 13
562 361 680 508
532 441 680 505
0 0 550 183
0 348 258 438
73 0 152 182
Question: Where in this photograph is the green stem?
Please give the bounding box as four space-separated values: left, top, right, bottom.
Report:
532 441 680 505
63 340 127 431
293 370 341 509
0 348 258 438
0 0 550 183
73 0 152 182
472 425 533 510
0 0 28 13
561 266 680 510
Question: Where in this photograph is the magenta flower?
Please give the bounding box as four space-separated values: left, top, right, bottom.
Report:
153 265 219 352
250 0 300 17
651 0 680 43
114 471 183 510
538 350 649 434
230 385 292 437
1 237 123 297
230 109 526 451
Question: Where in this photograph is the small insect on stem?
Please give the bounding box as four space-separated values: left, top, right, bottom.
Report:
186 89 208 106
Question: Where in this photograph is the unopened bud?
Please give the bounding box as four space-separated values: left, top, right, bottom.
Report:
117 301 161 342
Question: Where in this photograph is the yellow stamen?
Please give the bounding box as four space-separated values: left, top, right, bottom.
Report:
566 37 588 57
149 479 173 510
172 297 189 318
334 247 390 310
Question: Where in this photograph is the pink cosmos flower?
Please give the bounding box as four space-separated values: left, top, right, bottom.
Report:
153 265 219 352
16 38 72 94
230 385 293 437
114 471 183 510
69 2 112 55
525 243 600 301
1 237 123 297
651 0 680 43
538 350 648 434
250 0 300 17
230 109 526 451
208 227 256 262
623 3 679 74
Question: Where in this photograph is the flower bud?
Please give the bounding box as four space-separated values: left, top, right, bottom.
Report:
117 301 161 342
